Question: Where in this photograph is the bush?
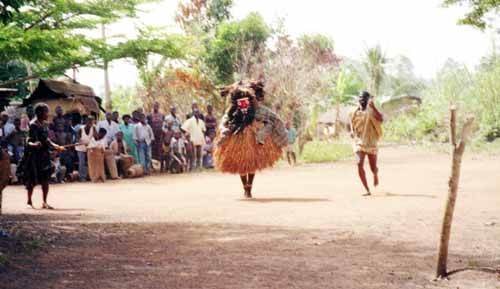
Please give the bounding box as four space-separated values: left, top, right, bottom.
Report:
384 59 500 146
299 140 352 163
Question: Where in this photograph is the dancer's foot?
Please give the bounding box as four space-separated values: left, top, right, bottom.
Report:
244 185 253 198
41 203 54 210
362 191 371 197
26 202 35 209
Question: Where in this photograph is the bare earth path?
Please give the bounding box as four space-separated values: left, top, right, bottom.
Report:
1 146 499 289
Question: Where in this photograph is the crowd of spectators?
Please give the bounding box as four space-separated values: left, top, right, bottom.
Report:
0 101 217 183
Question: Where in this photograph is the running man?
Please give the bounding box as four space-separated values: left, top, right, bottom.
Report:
350 91 384 196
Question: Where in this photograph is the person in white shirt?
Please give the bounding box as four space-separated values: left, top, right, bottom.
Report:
96 112 120 145
181 110 206 169
133 113 155 175
75 116 97 181
1 112 14 140
88 128 108 150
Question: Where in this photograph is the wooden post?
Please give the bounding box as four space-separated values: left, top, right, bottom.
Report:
102 23 112 111
436 108 475 278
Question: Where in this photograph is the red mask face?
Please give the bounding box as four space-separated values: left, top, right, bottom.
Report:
237 98 250 111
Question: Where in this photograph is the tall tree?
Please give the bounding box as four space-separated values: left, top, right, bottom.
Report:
176 0 233 33
206 12 270 84
444 0 500 29
363 45 387 97
0 0 186 90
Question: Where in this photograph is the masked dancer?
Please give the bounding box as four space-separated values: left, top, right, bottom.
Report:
214 81 288 198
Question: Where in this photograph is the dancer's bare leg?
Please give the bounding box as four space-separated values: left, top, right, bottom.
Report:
247 173 255 198
26 185 35 209
356 152 371 196
41 181 53 209
368 153 379 187
240 174 249 197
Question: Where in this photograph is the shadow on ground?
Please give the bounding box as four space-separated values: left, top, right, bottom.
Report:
0 215 498 289
240 198 331 203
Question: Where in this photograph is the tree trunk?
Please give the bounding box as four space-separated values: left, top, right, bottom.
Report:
436 108 475 278
0 74 39 88
102 23 112 111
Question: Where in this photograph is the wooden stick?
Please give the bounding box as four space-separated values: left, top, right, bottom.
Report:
450 107 457 147
436 111 475 278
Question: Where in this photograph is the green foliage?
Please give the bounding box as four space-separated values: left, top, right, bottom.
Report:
206 0 234 25
298 33 337 65
384 55 427 97
385 56 500 144
330 66 363 105
0 0 187 88
111 85 143 115
176 0 233 33
444 0 500 29
363 45 387 96
0 60 29 98
206 12 270 84
299 141 352 163
0 0 24 24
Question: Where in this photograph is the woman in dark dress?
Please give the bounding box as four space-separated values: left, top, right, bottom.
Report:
18 103 64 209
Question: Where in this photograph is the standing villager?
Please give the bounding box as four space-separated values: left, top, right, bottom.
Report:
97 112 120 145
350 91 384 196
285 121 298 166
204 104 218 136
120 114 138 163
182 110 206 170
161 120 175 172
134 113 155 175
75 116 96 182
164 106 182 131
17 103 65 209
149 101 165 162
112 111 120 124
214 81 288 198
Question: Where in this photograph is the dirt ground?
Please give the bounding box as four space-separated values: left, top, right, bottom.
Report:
0 146 499 289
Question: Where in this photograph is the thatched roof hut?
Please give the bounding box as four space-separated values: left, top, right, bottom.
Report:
380 95 421 119
317 105 355 125
22 79 104 118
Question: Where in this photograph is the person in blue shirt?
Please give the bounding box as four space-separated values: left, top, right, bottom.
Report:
286 121 297 166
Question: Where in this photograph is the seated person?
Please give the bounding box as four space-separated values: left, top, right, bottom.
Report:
6 118 26 163
51 154 67 184
88 128 108 150
110 131 130 176
169 130 187 174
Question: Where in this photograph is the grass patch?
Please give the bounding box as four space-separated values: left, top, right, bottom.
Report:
299 140 353 163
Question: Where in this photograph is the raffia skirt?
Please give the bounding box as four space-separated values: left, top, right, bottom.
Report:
214 122 283 175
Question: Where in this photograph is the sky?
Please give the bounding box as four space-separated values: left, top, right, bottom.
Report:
74 0 493 96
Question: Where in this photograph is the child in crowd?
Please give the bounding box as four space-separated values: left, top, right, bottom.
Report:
161 134 171 173
161 120 175 172
184 133 194 171
202 131 216 169
170 130 187 173
51 154 67 184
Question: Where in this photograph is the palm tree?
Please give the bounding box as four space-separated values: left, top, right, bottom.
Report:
363 45 387 97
